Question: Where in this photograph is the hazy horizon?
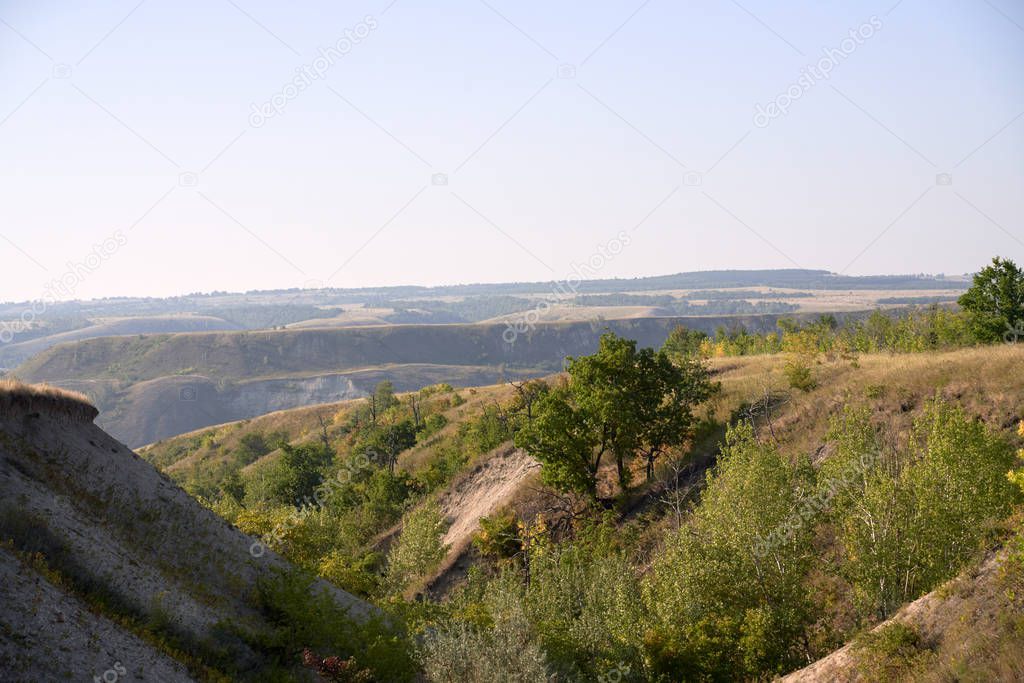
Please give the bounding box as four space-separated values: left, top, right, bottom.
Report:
0 264 977 306
2 0 1022 301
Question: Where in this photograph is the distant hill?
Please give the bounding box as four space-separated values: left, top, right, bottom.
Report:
0 314 241 369
15 315 817 446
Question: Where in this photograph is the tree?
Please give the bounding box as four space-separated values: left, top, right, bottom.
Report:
661 325 708 361
515 332 714 498
366 380 399 425
835 399 1020 620
958 256 1024 342
508 379 549 427
642 422 816 679
218 470 246 505
265 441 333 507
386 502 449 593
354 420 417 473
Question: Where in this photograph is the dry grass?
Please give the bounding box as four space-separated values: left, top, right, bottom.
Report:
703 345 1024 459
0 378 98 422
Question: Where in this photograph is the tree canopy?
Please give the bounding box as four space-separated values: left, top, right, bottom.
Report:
515 332 715 498
958 256 1024 342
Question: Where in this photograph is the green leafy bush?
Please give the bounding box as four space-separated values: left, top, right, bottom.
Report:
386 503 449 594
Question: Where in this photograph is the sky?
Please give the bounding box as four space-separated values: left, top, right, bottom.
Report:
1 0 1022 302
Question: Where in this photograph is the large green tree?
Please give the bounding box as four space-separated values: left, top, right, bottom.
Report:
958 256 1024 342
515 332 714 498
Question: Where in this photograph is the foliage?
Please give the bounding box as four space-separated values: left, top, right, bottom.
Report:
236 431 279 464
835 399 1020 620
426 518 645 681
695 306 978 359
417 603 550 683
472 511 522 561
418 413 448 440
642 422 817 679
661 325 708 361
256 569 416 681
355 420 417 472
256 442 333 507
386 503 449 593
418 406 517 492
853 622 927 682
784 358 817 392
516 332 714 497
958 256 1024 342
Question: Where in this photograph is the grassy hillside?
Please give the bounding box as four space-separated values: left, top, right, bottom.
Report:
138 343 1024 681
784 543 1024 682
0 314 242 369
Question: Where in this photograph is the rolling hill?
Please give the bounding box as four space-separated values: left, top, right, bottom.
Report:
15 315 815 447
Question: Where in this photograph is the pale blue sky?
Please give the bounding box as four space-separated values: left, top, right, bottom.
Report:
1 0 1022 301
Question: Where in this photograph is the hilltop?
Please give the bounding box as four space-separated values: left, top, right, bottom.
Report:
1 267 964 377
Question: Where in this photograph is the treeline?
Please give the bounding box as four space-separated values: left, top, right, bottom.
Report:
661 257 1024 360
662 307 975 361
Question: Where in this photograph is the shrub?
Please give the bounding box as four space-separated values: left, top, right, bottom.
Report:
473 511 522 561
784 359 816 392
256 569 416 681
418 605 549 683
386 503 449 593
853 622 927 681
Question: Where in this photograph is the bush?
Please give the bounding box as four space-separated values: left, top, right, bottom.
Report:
473 511 522 561
418 605 549 683
854 622 926 681
386 503 449 594
784 359 816 392
257 569 416 681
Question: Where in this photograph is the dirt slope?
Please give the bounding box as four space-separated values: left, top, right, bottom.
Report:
436 445 540 551
781 547 1024 682
0 547 193 682
0 382 373 680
